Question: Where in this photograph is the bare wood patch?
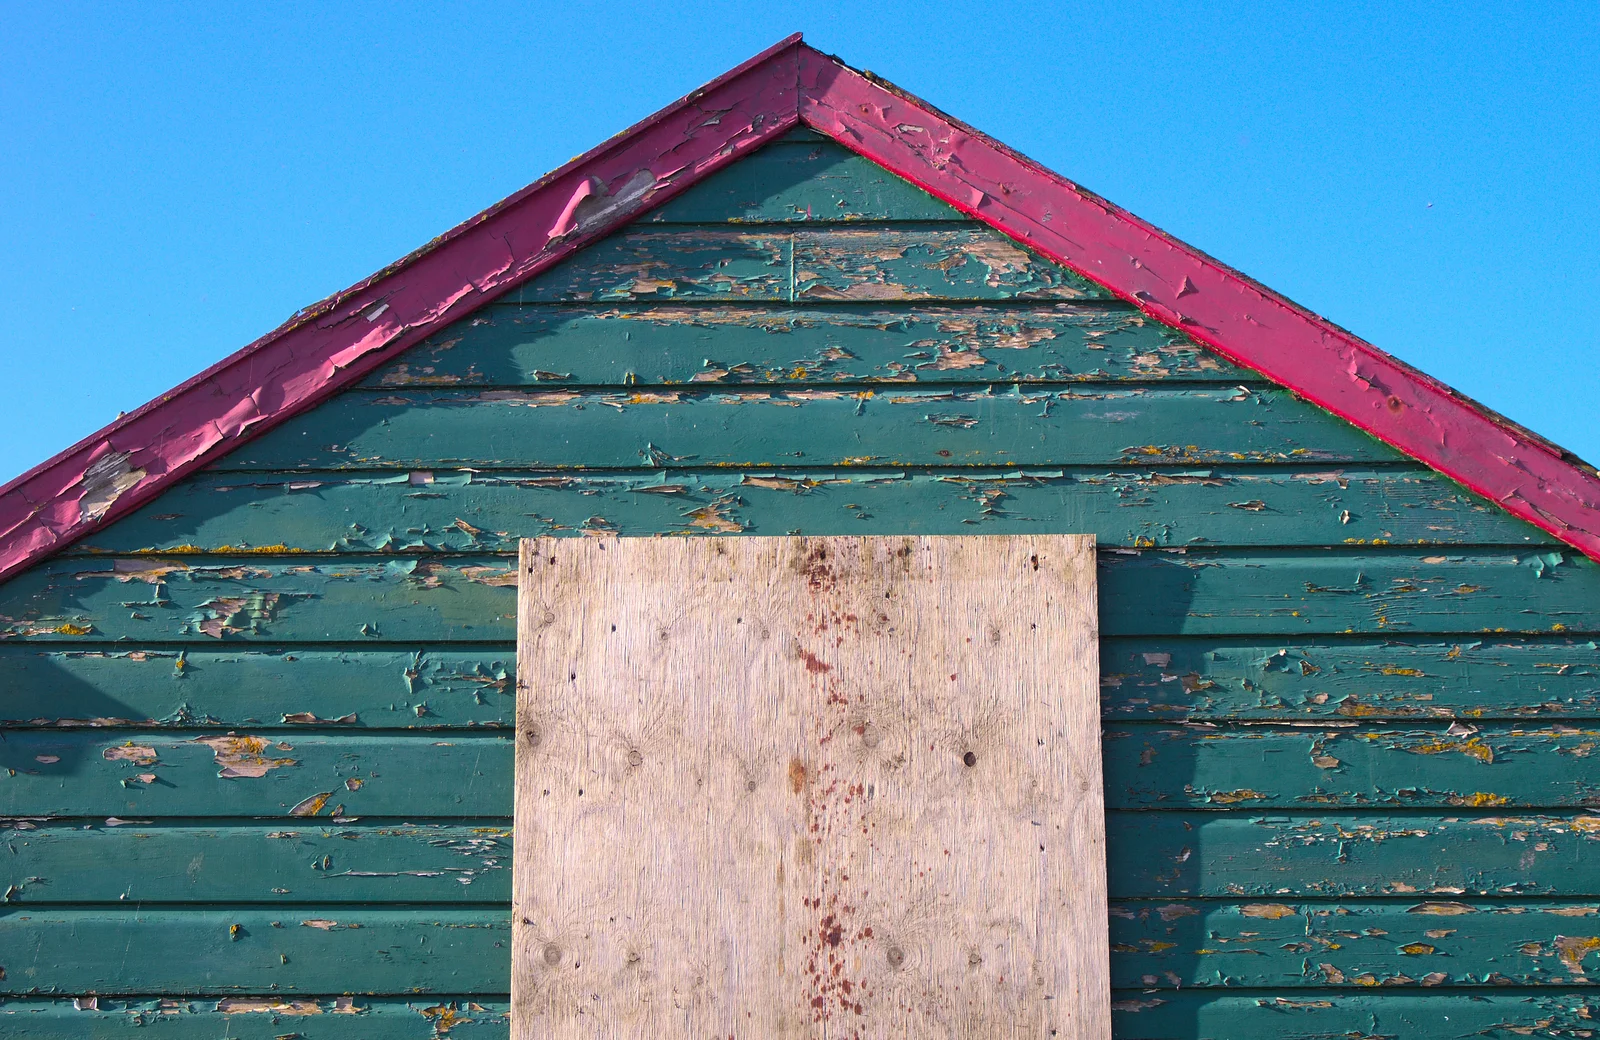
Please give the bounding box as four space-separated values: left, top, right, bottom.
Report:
514 534 1107 1038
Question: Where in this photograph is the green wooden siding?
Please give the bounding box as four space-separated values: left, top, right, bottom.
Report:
1 129 1595 1037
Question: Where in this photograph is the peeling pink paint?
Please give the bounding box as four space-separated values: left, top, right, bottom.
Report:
793 46 1600 560
1 32 1597 580
0 34 804 583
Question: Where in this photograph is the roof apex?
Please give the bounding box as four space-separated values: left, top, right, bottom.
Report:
4 36 1598 580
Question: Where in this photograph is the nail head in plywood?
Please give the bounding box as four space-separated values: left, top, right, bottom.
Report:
513 534 1107 1039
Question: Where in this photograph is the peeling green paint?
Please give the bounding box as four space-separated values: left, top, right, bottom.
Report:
0 120 1592 1027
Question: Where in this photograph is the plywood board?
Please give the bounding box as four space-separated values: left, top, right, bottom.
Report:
513 534 1107 1039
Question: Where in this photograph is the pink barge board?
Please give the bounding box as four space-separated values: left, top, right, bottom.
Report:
2 35 1597 581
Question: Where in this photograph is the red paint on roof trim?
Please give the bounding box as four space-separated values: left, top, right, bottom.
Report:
797 48 1600 560
3 35 1598 581
0 35 803 582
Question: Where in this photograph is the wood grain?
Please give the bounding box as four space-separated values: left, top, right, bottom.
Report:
213 385 1404 472
66 466 1546 557
11 812 1600 905
641 136 962 224
513 534 1107 1038
8 550 1596 645
10 993 1600 1040
508 226 1111 303
357 303 1253 388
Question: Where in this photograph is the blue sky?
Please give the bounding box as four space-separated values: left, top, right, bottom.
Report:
3 3 1597 484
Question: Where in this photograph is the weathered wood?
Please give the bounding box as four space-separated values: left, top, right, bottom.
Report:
0 732 509 817
8 718 1597 817
74 466 1547 555
6 993 1600 1040
5 550 1594 644
510 225 1111 302
0 647 511 729
359 303 1255 388
1108 898 1600 988
1100 637 1600 720
513 535 1108 1038
1109 993 1600 1037
1104 721 1600 809
213 385 1403 472
0 909 509 994
0 54 1589 1032
10 813 1600 905
643 138 963 223
0 556 525 644
1107 812 1600 898
5 901 1600 995
1 823 509 903
6 636 1592 738
0 999 513 1039
797 43 1600 563
1095 548 1599 636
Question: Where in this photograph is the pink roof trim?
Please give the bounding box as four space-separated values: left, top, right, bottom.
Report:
3 36 1598 581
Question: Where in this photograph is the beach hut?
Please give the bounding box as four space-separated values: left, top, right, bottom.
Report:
3 34 1598 1038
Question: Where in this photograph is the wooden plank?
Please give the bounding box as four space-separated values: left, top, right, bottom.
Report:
641 139 963 223
7 994 1600 1040
5 901 1600 995
0 909 508 995
6 716 1595 817
10 813 1600 905
0 999 513 1039
1107 811 1600 899
358 303 1258 387
1100 637 1600 720
509 226 1112 302
513 535 1108 1037
0 35 818 591
70 466 1549 556
0 556 524 644
0 732 509 818
1107 898 1600 988
1095 548 1599 636
797 42 1600 565
6 635 1592 736
0 647 510 729
6 717 1598 817
1104 721 1600 809
1110 993 1600 1037
5 550 1595 644
1 823 509 904
212 386 1404 472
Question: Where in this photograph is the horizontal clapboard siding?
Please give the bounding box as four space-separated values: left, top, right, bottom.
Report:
3 902 1599 993
6 813 1600 904
4 550 1593 642
0 132 1589 1036
4 637 1593 730
641 135 965 223
3 994 1600 1039
355 303 1255 387
507 224 1112 302
68 467 1551 554
4 722 1598 816
211 385 1403 471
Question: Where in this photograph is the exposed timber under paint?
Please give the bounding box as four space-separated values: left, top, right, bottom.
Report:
4 719 1600 818
4 636 1596 735
3 550 1597 644
5 904 1600 994
3 995 1600 1040
1 34 1598 1029
0 35 807 583
8 813 1600 904
1 36 1598 582
58 466 1552 555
